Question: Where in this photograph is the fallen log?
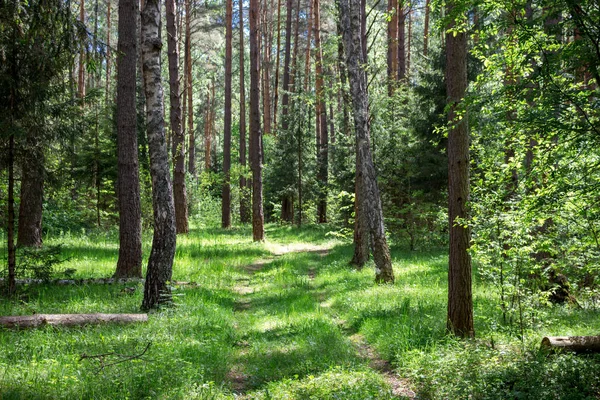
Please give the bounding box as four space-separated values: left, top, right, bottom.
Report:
0 313 148 329
541 336 600 353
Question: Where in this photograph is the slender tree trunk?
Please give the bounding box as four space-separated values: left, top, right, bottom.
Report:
397 1 406 80
336 15 352 138
185 0 195 177
78 0 86 99
407 8 411 76
339 0 394 283
17 135 44 247
250 0 265 241
115 0 143 279
360 0 367 62
273 0 282 128
222 0 233 228
239 0 251 224
166 0 189 234
141 0 177 310
261 0 273 136
303 0 314 92
423 0 430 57
314 0 328 223
387 0 398 95
7 133 16 296
445 1 473 337
105 0 111 99
280 0 292 132
204 85 212 171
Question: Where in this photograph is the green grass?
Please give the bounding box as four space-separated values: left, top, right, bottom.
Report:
1 223 600 399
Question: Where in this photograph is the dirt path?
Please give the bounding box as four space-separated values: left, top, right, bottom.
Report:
226 242 415 398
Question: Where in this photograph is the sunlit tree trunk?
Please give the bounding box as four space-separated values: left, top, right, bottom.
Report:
387 0 398 95
445 1 473 337
397 1 406 81
273 0 282 128
423 0 430 57
314 0 328 223
185 0 196 177
141 0 177 310
239 0 251 224
222 0 233 228
339 0 394 283
115 0 143 279
166 0 189 234
303 0 313 92
250 0 265 241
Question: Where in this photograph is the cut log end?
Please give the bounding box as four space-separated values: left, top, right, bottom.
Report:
0 313 148 329
541 336 600 353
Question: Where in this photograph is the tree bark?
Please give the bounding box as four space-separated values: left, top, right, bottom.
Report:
280 0 293 132
166 0 189 235
423 0 430 57
0 314 148 329
273 0 282 128
78 0 86 100
222 0 233 228
387 0 398 95
397 1 406 81
115 0 143 279
541 336 600 353
261 0 273 136
185 0 195 177
105 0 112 100
339 0 394 283
250 0 265 241
303 0 314 92
445 1 473 338
17 135 44 247
141 0 177 310
314 0 328 224
239 0 251 224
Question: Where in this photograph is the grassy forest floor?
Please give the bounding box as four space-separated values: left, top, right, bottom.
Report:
1 224 600 399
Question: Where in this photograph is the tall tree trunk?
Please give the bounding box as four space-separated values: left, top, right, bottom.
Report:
303 0 314 92
115 0 143 279
360 0 367 62
336 14 352 138
423 0 430 57
261 0 273 136
339 0 394 283
166 0 189 234
445 1 473 338
239 0 251 224
314 0 328 223
397 1 406 80
185 0 195 177
105 0 111 100
7 134 16 296
407 7 411 76
387 0 398 95
222 0 233 228
250 0 265 241
141 0 177 310
273 0 282 128
352 159 369 267
204 85 212 171
78 0 86 99
280 0 292 132
17 135 44 247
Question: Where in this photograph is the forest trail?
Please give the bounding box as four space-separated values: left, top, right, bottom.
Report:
227 242 415 398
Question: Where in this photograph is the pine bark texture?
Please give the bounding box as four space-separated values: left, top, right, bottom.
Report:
141 0 177 310
166 0 189 234
280 0 293 132
17 135 44 247
185 0 195 177
397 2 406 81
339 0 394 283
250 0 265 241
115 0 143 279
239 0 251 224
222 0 233 228
314 0 328 224
445 3 474 338
387 0 398 95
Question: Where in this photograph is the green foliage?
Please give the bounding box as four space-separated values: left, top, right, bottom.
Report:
13 245 66 281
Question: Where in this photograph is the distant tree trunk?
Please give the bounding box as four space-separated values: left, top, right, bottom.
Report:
336 15 352 138
115 0 143 279
273 0 282 128
261 0 273 136
105 0 112 99
314 0 328 224
339 0 394 283
239 0 251 224
445 1 473 337
387 0 398 95
222 0 233 228
7 133 16 296
407 8 411 76
78 0 86 99
250 0 265 241
423 0 430 57
166 0 189 235
141 0 177 310
17 135 44 247
303 0 314 92
397 1 406 81
185 0 195 177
